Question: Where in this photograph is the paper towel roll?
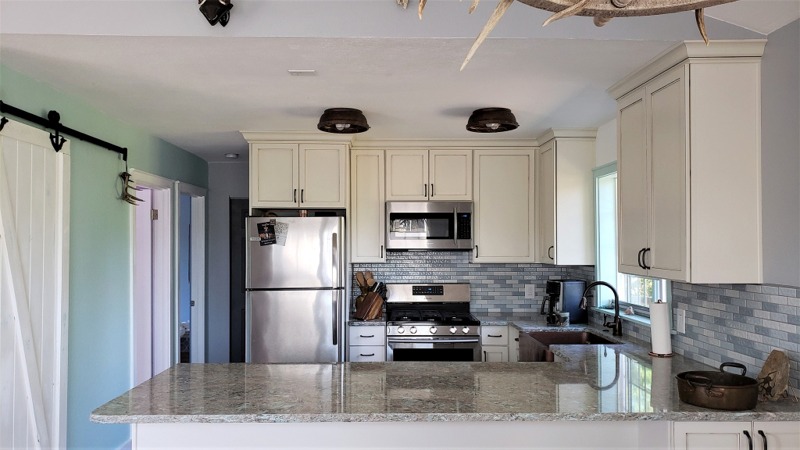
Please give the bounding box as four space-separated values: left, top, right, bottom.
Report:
650 301 673 356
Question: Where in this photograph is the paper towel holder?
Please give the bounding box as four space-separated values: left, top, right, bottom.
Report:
649 300 674 358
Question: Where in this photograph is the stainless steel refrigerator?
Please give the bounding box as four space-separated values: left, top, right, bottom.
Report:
245 216 345 363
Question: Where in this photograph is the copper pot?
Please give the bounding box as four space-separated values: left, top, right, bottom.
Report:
676 362 758 410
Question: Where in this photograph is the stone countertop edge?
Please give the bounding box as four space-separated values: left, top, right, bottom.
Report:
90 410 800 425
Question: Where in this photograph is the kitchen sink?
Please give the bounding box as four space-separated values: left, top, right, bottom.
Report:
519 331 621 362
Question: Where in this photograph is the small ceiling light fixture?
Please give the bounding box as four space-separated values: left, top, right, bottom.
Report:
224 152 240 159
466 108 518 133
317 108 370 134
199 0 233 27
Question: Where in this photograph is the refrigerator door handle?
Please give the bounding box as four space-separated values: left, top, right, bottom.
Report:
332 232 340 287
332 291 339 346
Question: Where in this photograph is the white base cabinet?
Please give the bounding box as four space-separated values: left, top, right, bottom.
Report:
673 421 800 450
133 421 668 449
481 325 511 362
347 326 386 362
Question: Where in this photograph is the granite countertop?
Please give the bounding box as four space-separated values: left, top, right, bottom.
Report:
92 346 800 425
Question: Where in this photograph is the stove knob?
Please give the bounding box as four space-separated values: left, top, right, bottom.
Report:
462 327 470 334
430 326 438 335
410 326 417 334
397 326 405 334
449 326 457 334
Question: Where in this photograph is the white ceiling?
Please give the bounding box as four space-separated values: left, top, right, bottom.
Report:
1 0 797 161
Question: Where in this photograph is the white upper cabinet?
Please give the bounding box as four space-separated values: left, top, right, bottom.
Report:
386 149 472 201
536 131 596 265
248 141 348 210
350 149 386 263
473 148 536 263
610 40 766 284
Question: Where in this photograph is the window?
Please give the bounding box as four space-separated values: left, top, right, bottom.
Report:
593 163 670 318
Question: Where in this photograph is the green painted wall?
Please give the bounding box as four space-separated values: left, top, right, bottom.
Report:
0 65 207 449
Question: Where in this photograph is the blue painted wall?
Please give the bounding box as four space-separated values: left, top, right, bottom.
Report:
0 65 207 449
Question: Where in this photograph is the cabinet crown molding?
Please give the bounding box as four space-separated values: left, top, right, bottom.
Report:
536 128 597 144
241 131 354 144
351 138 538 149
608 39 767 100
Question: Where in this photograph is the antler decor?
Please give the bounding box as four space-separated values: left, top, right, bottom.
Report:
397 0 739 69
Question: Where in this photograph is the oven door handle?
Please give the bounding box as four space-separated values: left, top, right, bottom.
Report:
387 338 480 344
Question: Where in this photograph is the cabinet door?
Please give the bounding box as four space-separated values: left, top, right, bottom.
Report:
673 422 750 450
753 422 800 450
482 346 508 362
537 141 556 263
429 149 472 200
646 65 688 281
250 143 298 208
350 150 385 262
299 144 347 208
473 149 536 263
386 149 428 200
617 89 649 276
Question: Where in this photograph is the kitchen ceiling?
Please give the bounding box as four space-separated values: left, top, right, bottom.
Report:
1 0 797 162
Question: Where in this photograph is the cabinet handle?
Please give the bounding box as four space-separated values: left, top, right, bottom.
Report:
360 353 375 357
474 245 479 258
424 184 428 198
359 334 375 338
643 248 651 270
547 246 554 260
757 430 767 450
293 189 297 203
430 184 434 197
743 430 753 450
637 248 645 269
301 189 305 203
380 245 384 258
488 334 503 338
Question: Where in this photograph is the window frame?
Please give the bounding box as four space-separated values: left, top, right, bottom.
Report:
593 162 671 322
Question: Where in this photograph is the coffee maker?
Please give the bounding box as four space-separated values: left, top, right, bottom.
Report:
540 280 588 325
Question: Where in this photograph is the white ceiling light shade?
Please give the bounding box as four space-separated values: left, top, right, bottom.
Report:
466 108 519 133
317 108 370 134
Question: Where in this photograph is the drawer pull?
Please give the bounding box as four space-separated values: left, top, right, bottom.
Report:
360 353 375 357
359 334 375 338
488 334 503 338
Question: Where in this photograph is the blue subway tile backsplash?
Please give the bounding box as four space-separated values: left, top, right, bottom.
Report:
354 250 800 391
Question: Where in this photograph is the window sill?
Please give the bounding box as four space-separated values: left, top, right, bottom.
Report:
590 306 651 327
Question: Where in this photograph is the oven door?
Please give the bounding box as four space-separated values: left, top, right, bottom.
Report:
386 337 480 362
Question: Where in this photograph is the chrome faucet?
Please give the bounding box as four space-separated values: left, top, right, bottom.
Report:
581 281 623 337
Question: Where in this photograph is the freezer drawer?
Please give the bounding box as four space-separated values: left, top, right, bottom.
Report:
247 289 343 363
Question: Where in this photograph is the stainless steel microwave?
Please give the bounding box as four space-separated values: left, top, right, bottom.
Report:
386 201 473 251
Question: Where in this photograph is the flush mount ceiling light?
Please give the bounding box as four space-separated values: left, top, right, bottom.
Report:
466 108 519 133
199 0 233 27
398 0 737 69
317 108 370 134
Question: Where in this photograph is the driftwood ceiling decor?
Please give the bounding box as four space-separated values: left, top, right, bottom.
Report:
396 0 739 69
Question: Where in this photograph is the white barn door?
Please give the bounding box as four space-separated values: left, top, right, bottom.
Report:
0 119 70 449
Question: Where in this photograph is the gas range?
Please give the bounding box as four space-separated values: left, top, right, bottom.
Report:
385 283 480 340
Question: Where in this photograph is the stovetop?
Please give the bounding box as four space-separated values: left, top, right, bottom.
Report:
387 308 480 326
384 283 480 337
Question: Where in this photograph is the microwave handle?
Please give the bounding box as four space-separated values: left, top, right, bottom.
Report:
453 207 458 247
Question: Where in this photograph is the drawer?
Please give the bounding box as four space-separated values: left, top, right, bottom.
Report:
349 345 386 362
349 326 386 346
481 326 509 346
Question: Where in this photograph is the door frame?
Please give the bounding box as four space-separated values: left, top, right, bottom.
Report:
177 181 207 363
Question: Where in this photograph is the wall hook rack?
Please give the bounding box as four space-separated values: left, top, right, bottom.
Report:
48 111 66 152
0 116 8 132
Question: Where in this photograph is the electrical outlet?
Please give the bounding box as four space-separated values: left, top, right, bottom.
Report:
677 308 686 334
524 284 536 298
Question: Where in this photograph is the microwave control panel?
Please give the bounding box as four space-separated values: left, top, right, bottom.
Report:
456 213 471 239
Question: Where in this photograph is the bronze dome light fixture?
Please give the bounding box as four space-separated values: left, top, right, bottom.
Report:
466 108 519 133
317 108 370 134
